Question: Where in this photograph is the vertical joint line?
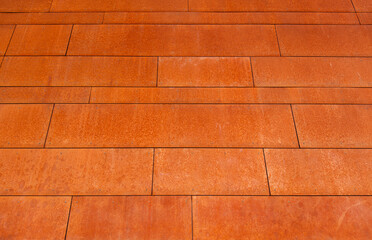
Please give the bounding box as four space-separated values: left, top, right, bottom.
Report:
151 148 155 195
262 149 271 196
65 25 74 56
187 0 190 11
102 12 106 24
88 87 93 103
191 196 194 240
274 25 282 56
249 57 255 87
43 104 55 148
1 25 17 68
290 104 301 148
349 0 361 24
156 57 159 87
48 0 54 12
355 14 361 25
64 196 73 240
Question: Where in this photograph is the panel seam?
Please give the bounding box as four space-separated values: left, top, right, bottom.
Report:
1 25 16 67
65 25 74 55
64 196 73 240
290 104 301 148
43 104 55 148
274 25 282 56
262 149 272 195
349 0 361 24
151 148 155 195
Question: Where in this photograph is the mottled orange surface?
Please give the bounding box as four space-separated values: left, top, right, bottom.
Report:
194 197 372 239
0 57 157 86
0 0 371 239
7 25 72 55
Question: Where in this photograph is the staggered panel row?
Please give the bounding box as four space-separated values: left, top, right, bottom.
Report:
1 196 371 239
1 12 372 24
1 57 371 87
2 87 372 104
1 25 372 57
2 0 371 12
0 148 371 195
1 104 371 148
